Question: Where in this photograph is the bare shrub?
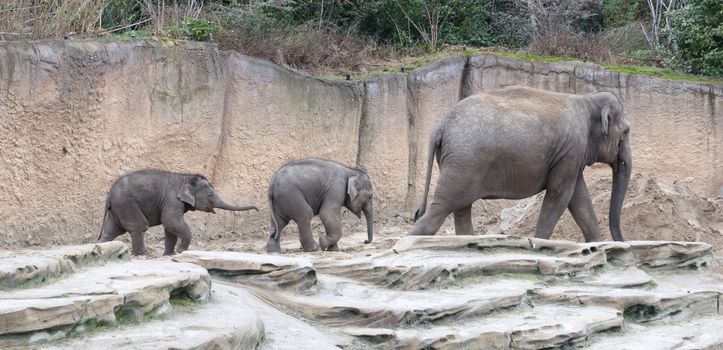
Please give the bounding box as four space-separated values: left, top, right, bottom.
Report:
521 0 596 58
217 23 384 73
136 0 204 36
210 3 392 73
604 21 650 54
518 0 652 64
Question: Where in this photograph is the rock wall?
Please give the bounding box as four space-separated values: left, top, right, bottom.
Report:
0 39 721 247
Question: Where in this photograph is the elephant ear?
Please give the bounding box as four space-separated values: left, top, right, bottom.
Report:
177 182 196 207
347 175 360 201
600 105 612 136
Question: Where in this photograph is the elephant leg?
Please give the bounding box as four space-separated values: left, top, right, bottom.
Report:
266 211 289 253
297 216 319 252
279 195 318 252
163 229 179 256
408 203 452 236
126 231 146 256
161 210 193 255
319 206 342 251
567 174 601 242
99 213 126 242
534 169 577 240
114 203 149 255
453 205 474 236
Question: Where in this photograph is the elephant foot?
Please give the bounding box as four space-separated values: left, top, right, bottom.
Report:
407 229 436 236
301 242 320 252
319 235 341 252
131 248 147 256
266 239 282 253
163 250 176 256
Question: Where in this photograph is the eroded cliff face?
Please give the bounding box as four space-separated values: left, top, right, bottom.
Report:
0 39 720 248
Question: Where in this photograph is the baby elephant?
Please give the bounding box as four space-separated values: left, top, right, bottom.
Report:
266 159 374 253
98 169 258 256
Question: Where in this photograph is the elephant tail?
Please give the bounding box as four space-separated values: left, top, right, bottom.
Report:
268 175 282 241
97 196 111 241
414 125 442 222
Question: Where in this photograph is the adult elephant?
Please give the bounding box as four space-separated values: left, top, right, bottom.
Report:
98 169 258 255
410 86 632 242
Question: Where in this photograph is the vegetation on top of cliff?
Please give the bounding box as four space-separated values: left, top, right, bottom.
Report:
491 51 723 84
0 0 720 82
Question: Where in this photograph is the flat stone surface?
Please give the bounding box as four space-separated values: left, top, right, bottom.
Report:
571 266 653 288
0 260 210 342
214 281 350 350
393 237 715 271
345 305 623 350
316 249 607 290
173 250 317 293
43 283 265 350
392 234 531 252
2 236 719 350
628 241 713 269
0 242 129 290
586 315 723 350
264 274 536 328
534 285 719 322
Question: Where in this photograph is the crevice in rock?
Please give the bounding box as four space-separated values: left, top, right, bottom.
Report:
405 74 420 206
623 304 657 322
355 81 370 168
459 54 472 100
210 54 232 182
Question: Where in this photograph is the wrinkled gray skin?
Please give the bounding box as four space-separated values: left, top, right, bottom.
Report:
98 169 258 255
410 86 632 242
266 159 374 253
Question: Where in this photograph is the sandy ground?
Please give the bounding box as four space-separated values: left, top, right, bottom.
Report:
114 169 723 260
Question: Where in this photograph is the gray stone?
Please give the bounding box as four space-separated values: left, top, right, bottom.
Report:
263 274 535 328
43 283 265 350
0 242 129 290
317 249 607 290
628 241 713 269
346 305 623 350
534 285 719 322
173 250 317 293
577 266 653 288
392 234 531 253
221 282 351 350
586 316 723 350
0 260 210 346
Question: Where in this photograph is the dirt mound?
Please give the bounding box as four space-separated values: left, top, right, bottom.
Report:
474 173 723 249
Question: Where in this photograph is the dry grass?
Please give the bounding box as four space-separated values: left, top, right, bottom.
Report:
0 0 105 40
522 0 650 65
0 0 207 41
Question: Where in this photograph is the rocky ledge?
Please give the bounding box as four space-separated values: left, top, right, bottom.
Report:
0 235 720 349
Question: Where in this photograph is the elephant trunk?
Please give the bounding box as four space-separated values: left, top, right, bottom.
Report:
609 138 632 242
363 199 374 244
213 197 258 212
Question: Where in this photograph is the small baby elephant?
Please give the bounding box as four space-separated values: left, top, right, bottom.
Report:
266 159 374 253
98 169 258 256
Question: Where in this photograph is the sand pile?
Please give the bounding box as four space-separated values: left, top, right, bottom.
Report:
474 173 723 249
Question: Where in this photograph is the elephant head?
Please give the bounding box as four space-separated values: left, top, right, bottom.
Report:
346 171 374 244
177 176 258 213
588 91 632 241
